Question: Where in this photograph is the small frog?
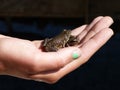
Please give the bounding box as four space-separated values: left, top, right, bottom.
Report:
42 29 79 52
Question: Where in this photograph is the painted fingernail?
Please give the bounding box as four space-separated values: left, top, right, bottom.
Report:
72 49 81 59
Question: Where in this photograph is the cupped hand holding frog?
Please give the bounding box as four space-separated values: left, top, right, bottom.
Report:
0 16 114 84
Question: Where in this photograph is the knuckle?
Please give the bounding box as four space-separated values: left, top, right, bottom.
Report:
26 55 40 74
27 64 38 74
54 52 66 68
45 74 60 84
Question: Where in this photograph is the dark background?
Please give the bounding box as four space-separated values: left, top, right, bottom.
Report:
0 0 120 90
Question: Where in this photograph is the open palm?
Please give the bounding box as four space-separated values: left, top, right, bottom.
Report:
0 16 113 84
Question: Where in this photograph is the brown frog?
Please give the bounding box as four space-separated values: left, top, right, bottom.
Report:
42 29 79 52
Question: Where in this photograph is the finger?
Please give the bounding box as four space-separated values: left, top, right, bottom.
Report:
77 16 104 41
80 28 114 62
80 16 114 44
85 16 104 31
34 47 81 72
71 25 87 36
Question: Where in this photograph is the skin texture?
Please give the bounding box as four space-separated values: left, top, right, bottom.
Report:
0 16 114 84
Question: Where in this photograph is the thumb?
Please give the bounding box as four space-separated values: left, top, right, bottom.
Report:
57 47 81 63
40 47 81 71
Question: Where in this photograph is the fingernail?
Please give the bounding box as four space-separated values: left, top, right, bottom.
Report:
72 49 81 59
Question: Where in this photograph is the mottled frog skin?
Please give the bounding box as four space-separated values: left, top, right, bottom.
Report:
43 29 79 52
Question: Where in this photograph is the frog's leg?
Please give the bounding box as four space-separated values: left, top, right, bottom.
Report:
43 38 51 46
65 43 70 47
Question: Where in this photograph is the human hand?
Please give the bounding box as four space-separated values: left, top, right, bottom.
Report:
30 16 114 83
0 35 81 79
0 16 114 84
